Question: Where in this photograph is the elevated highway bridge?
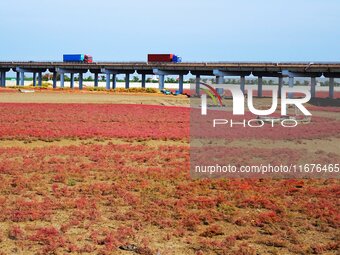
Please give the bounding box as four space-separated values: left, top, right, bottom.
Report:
0 61 339 98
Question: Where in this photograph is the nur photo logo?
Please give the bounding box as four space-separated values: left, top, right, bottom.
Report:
198 82 312 128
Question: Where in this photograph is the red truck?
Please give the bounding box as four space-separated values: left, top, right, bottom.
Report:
147 54 182 63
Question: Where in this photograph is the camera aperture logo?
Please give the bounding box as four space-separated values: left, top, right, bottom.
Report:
199 82 312 128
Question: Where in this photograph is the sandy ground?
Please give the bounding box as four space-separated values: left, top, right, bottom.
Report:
0 90 190 106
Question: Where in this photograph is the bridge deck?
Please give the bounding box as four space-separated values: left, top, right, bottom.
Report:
1 62 340 73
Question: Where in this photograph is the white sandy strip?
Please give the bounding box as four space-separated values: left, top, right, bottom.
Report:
4 80 340 92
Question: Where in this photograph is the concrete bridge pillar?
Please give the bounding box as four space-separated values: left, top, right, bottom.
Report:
20 72 25 86
216 76 224 96
257 76 263 97
0 72 5 87
329 77 334 99
60 73 65 88
240 76 245 93
16 72 20 86
52 72 57 88
159 74 165 90
106 73 110 90
153 69 188 91
70 73 74 89
101 69 118 90
38 72 42 87
94 73 99 87
216 76 224 84
2 72 6 87
125 74 130 89
278 77 283 98
311 77 316 98
33 72 37 87
288 76 294 99
79 73 83 90
112 74 116 89
141 74 146 88
195 75 200 96
288 77 294 88
179 74 184 94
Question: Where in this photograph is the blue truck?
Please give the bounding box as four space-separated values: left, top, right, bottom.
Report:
63 54 93 63
172 55 182 63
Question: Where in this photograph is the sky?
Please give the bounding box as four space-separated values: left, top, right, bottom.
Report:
0 0 340 62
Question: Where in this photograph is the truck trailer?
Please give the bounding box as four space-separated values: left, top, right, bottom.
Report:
147 54 182 63
63 54 93 63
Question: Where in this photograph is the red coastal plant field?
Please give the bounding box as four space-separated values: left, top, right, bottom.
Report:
0 104 189 140
0 143 339 254
0 103 339 255
0 103 340 141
